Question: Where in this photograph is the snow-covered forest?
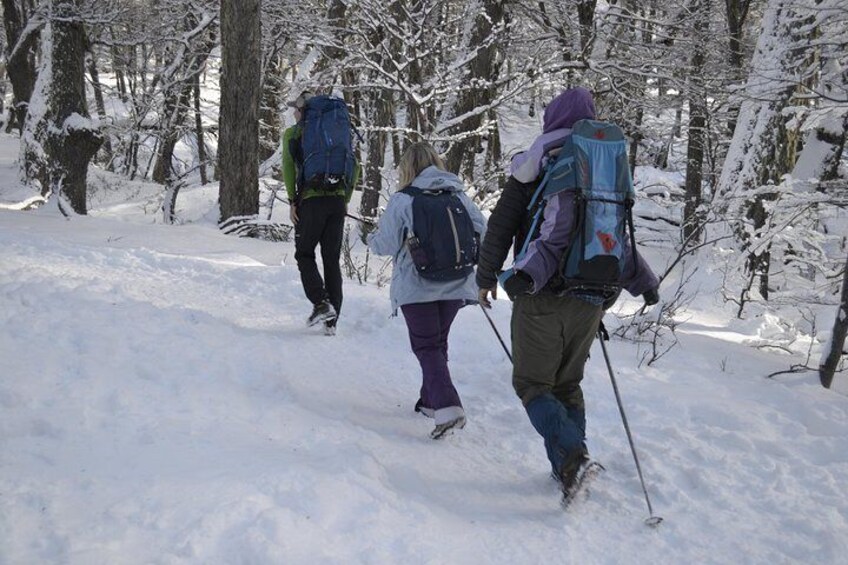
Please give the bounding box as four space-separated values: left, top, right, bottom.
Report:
1 0 847 563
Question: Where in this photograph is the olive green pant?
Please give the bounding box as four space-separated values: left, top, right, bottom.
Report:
510 293 603 408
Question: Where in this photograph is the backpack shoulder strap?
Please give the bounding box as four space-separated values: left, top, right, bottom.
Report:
516 136 577 259
399 185 422 196
400 186 449 197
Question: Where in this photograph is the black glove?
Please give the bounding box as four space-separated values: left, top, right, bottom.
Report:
503 270 534 300
642 288 659 306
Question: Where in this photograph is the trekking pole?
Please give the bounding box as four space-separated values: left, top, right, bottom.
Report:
480 304 512 363
597 331 663 528
346 213 376 226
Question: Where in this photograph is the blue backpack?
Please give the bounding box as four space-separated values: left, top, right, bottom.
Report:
300 95 356 193
518 119 636 298
400 186 479 282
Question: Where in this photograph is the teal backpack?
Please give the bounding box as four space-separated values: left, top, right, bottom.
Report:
518 119 637 298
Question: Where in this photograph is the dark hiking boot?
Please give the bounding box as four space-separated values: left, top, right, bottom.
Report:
431 415 466 440
562 461 605 509
552 442 590 485
306 300 336 326
558 444 590 496
323 317 337 336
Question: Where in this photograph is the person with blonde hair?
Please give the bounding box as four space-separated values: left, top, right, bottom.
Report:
367 141 486 439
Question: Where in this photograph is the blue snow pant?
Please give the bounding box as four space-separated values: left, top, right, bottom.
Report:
512 293 602 477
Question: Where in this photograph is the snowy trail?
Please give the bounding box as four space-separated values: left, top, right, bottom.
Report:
2 210 847 564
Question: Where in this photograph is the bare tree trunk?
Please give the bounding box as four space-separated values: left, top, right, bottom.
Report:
194 74 208 185
109 27 128 103
361 91 390 220
152 84 191 184
820 255 848 388
87 49 114 168
2 0 39 133
258 57 282 163
655 98 682 169
683 0 710 244
724 0 752 133
21 0 102 214
628 107 643 177
683 102 705 243
717 0 805 305
152 13 215 187
218 0 261 222
358 6 396 221
577 0 597 56
443 0 505 174
793 116 848 184
485 109 502 171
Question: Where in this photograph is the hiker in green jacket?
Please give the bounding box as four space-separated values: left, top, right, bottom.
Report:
282 90 361 335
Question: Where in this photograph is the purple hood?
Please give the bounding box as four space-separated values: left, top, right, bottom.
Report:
510 87 596 182
543 87 596 133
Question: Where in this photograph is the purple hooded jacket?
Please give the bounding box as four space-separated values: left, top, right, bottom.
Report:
510 87 597 183
511 87 658 298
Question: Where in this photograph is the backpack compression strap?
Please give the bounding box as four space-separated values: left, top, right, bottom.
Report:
517 148 576 260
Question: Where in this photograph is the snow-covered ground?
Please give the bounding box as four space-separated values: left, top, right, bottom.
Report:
2 132 847 564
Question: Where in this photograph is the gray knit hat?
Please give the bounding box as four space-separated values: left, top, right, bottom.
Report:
287 90 313 109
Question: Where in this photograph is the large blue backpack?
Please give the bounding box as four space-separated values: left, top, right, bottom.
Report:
518 119 636 298
300 95 356 193
400 186 479 282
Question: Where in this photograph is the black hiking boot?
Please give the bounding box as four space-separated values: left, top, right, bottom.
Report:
558 444 590 496
323 317 337 336
306 300 336 327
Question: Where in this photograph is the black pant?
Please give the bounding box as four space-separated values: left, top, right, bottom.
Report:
294 196 345 315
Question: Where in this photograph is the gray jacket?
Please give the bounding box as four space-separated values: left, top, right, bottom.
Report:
367 166 487 312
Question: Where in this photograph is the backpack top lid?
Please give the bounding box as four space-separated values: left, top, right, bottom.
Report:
301 94 345 114
570 119 635 201
571 119 626 143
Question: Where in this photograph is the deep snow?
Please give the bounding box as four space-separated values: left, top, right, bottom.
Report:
1 133 847 564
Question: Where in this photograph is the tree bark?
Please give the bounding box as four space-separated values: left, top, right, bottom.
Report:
717 0 803 304
793 116 848 185
152 83 191 185
194 74 208 185
820 255 848 388
21 0 102 214
683 0 710 244
218 0 261 222
723 0 752 135
443 0 505 175
2 0 39 133
361 90 391 220
87 49 114 168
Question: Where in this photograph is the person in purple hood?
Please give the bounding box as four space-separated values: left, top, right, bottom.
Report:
509 87 597 183
476 87 659 500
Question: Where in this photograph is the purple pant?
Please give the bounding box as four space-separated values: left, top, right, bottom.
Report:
400 300 464 411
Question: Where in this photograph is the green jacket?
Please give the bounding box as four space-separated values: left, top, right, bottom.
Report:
281 124 360 204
